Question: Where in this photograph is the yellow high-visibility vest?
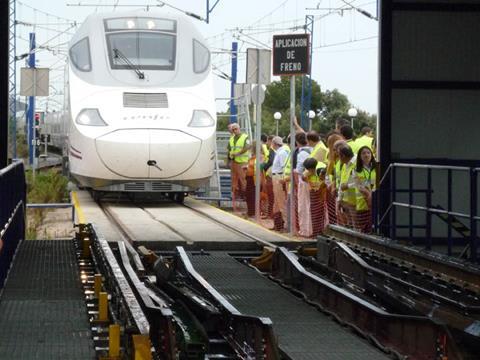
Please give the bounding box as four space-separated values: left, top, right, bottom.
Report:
355 167 376 211
307 162 327 191
229 133 249 163
309 141 328 164
340 160 356 206
262 143 269 163
346 139 360 157
354 135 374 152
334 160 342 188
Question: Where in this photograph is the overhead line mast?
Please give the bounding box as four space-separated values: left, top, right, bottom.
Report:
9 0 16 159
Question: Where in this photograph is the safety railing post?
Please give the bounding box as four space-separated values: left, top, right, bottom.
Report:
409 167 413 240
447 169 453 256
470 169 478 262
426 168 432 251
390 165 396 240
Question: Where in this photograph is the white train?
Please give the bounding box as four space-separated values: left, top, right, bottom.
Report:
46 10 216 199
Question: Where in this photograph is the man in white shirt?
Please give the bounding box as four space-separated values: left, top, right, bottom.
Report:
271 136 290 229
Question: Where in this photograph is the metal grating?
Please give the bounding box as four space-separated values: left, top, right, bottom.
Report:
124 182 146 191
189 252 389 360
0 240 95 359
151 182 172 191
123 92 168 108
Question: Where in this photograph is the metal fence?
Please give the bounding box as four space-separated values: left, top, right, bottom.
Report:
374 163 479 262
0 161 26 290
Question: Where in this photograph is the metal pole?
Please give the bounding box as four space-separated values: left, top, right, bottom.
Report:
276 119 279 136
470 169 478 262
289 75 296 236
229 42 238 124
9 0 17 160
426 168 432 251
0 0 8 168
447 169 452 256
254 85 262 223
27 33 35 168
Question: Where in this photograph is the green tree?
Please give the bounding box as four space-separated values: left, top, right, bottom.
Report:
217 76 377 138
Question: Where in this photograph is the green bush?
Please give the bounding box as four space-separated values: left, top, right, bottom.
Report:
26 169 69 204
25 169 69 239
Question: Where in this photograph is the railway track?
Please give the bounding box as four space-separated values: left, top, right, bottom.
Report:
87 197 468 359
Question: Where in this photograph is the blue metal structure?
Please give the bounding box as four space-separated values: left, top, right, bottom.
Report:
0 161 26 290
300 15 314 130
229 41 238 124
8 0 16 159
374 163 479 263
27 33 35 165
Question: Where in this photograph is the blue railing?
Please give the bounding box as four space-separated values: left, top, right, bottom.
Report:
374 163 479 263
0 161 26 290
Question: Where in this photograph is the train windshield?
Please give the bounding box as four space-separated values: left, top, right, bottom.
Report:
105 17 176 71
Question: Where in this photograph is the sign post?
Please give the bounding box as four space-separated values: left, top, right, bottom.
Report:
246 48 271 223
273 33 310 236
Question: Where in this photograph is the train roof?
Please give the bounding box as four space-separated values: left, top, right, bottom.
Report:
70 9 204 46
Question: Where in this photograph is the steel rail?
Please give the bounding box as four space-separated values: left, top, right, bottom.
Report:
327 224 480 289
180 202 279 249
271 247 462 360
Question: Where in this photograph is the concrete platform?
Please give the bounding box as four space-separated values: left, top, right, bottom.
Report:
71 190 122 242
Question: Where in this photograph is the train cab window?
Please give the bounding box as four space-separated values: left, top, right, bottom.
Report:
105 17 177 71
193 39 210 74
107 32 176 70
69 37 91 72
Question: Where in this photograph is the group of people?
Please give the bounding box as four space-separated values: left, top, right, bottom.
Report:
226 118 377 237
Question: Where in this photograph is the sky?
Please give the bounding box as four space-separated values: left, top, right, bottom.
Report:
14 0 379 115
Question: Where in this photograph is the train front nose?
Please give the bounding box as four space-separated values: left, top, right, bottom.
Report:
95 129 202 178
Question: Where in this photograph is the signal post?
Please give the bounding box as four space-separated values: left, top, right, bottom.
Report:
272 33 310 235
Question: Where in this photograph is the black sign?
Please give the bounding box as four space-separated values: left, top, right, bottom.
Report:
272 34 310 76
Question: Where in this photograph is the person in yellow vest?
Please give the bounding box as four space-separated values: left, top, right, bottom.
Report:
303 157 327 236
228 123 250 198
291 116 328 166
325 134 344 224
353 126 374 152
307 131 328 165
354 146 377 233
340 125 360 156
261 134 269 164
338 145 357 228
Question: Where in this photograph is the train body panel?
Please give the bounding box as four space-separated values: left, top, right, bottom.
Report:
47 10 217 191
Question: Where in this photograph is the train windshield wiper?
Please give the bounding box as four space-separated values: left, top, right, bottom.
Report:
113 48 145 80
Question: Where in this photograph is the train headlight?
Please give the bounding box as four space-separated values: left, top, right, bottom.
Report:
75 109 108 126
188 110 214 127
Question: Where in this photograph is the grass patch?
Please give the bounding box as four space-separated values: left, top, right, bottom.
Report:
26 168 69 239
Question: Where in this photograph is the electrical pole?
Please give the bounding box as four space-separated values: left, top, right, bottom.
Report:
229 41 238 124
300 15 314 131
9 0 16 160
289 76 296 235
0 0 9 168
27 32 36 168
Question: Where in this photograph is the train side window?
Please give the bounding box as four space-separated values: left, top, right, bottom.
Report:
69 37 92 72
193 39 210 74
